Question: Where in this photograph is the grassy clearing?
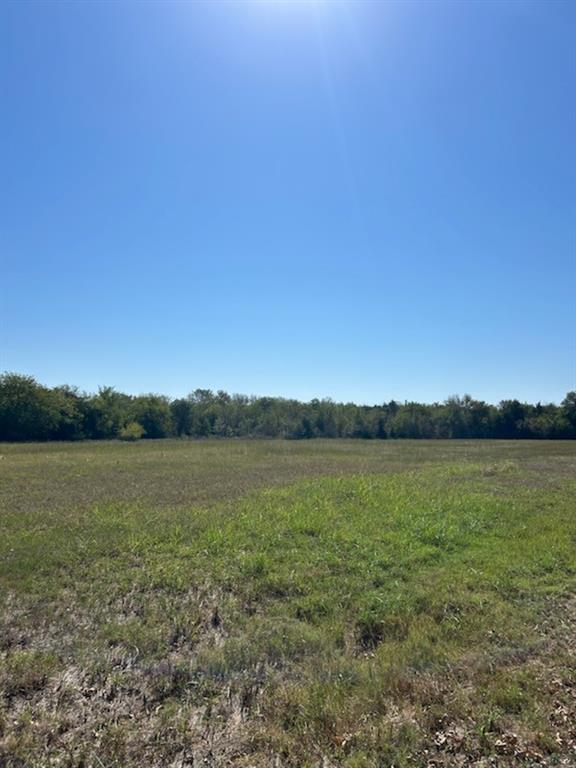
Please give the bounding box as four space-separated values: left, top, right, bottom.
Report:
1 440 575 767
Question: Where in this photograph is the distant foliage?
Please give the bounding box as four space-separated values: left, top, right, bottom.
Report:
119 422 146 441
0 373 574 442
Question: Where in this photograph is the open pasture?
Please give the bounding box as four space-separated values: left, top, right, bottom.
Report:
1 439 575 767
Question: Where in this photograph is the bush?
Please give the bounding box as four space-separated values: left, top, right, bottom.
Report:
119 422 145 441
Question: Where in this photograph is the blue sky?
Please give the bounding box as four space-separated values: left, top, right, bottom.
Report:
1 0 574 404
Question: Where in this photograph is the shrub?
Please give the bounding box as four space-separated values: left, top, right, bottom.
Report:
119 422 145 441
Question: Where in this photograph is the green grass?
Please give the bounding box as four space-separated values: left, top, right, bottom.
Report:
1 439 575 766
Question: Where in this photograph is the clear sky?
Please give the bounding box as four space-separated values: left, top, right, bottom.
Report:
1 0 574 404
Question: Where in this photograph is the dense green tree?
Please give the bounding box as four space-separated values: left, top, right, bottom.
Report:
1 371 574 442
561 392 576 435
50 386 86 440
171 398 193 437
131 395 173 439
0 373 61 441
83 387 133 439
493 400 527 439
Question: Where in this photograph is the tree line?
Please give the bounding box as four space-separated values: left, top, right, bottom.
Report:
0 372 575 442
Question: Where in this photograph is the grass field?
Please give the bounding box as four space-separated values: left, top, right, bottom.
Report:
1 439 575 767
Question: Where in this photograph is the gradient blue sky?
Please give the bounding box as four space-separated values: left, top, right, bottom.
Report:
1 0 574 404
